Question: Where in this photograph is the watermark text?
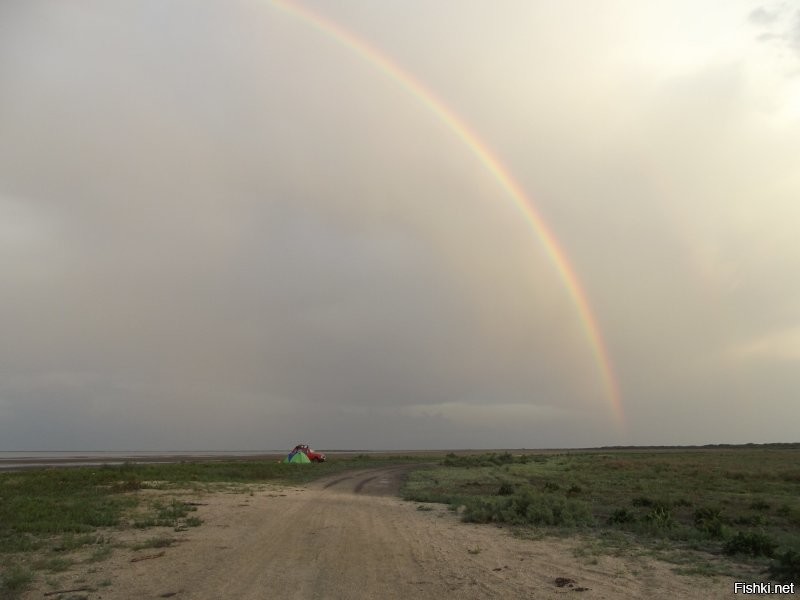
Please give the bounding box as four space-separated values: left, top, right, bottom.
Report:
734 582 795 594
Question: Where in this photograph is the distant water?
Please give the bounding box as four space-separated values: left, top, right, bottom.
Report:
0 451 282 458
0 450 286 471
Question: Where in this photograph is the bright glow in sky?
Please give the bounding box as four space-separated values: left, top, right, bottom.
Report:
1 0 798 450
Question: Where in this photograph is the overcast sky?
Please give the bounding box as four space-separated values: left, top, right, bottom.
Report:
1 1 799 450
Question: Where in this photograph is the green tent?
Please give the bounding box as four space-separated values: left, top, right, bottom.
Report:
283 451 311 464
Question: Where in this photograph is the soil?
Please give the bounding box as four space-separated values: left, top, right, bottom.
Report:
22 465 734 599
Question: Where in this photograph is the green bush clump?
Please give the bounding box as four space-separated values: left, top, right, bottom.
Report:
441 452 535 468
566 484 582 496
496 482 515 496
462 490 593 527
733 515 767 527
631 496 672 511
607 508 637 525
694 507 726 538
643 506 676 530
157 499 195 522
723 531 777 557
766 549 800 584
776 505 800 526
0 565 34 596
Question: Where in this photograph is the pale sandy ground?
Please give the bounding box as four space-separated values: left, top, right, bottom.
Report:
21 466 737 599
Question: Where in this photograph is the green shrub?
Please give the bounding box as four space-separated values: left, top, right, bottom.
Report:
766 549 800 584
733 515 767 527
632 496 655 507
694 507 726 538
566 484 582 496
462 490 593 527
157 499 195 522
110 477 143 493
723 531 777 557
33 556 72 572
607 508 637 525
496 482 515 496
441 452 535 468
0 565 34 596
643 506 676 530
133 535 174 550
53 534 103 552
0 533 42 553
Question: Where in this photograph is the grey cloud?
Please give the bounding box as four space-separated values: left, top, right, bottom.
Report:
748 6 780 25
1 3 598 450
748 3 800 57
792 10 800 51
2 1 799 450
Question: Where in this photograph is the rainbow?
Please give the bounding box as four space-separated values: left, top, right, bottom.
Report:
269 0 625 428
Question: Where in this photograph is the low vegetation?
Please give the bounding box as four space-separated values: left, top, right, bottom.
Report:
0 453 418 597
402 447 800 582
3 447 797 597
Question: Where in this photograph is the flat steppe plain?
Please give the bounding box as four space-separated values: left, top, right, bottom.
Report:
17 463 733 599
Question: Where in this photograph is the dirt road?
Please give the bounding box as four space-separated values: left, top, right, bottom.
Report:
29 466 732 599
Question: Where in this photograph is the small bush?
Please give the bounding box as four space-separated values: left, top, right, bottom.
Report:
133 535 174 550
53 534 105 552
0 533 42 553
496 482 515 496
632 496 655 507
643 506 676 530
0 565 34 596
566 484 582 496
608 508 637 525
779 471 800 483
723 531 777 558
88 545 113 562
442 452 534 468
111 477 143 493
492 453 515 465
132 518 157 529
157 500 195 522
34 556 72 573
766 549 800 584
694 507 726 538
462 490 593 527
733 515 767 527
777 505 800 526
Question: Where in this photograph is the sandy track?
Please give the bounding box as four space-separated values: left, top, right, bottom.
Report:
27 466 733 599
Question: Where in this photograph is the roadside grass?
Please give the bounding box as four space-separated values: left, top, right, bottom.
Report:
402 447 800 581
0 453 423 596
132 534 176 550
0 565 33 600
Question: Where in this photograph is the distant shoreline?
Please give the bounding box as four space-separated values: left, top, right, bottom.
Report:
1 443 798 471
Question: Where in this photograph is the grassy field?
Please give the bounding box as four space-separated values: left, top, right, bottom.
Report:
0 454 421 598
3 447 798 597
402 447 800 582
